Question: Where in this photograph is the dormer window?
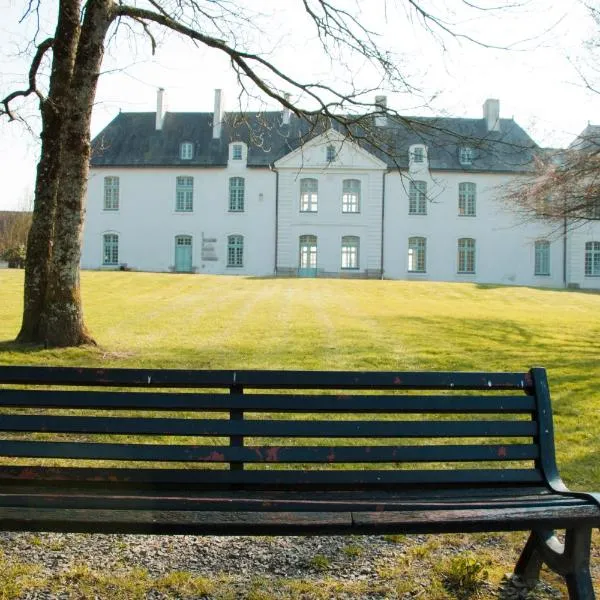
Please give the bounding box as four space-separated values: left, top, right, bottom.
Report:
326 145 336 162
409 144 427 167
180 142 193 160
459 146 474 166
232 144 243 161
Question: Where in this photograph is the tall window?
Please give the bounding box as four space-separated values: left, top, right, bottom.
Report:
408 237 426 273
227 235 244 267
585 241 600 276
176 176 193 212
458 182 476 216
102 233 119 265
232 144 243 161
459 146 474 165
103 176 119 211
342 179 360 213
409 181 427 215
299 235 317 269
457 238 476 274
534 240 550 276
180 142 193 160
229 177 245 212
300 178 318 212
341 236 359 269
326 145 336 162
586 199 600 220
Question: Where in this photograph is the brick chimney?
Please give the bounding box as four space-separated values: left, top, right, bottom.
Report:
483 98 500 132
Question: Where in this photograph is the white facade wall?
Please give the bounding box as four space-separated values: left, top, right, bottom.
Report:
566 220 600 289
83 166 276 276
383 169 565 287
275 132 386 276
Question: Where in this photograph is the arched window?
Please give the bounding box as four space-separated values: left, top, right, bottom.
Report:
457 238 476 274
227 235 244 267
408 181 427 215
458 182 476 216
341 236 360 269
585 241 600 276
300 179 318 212
229 177 245 212
534 240 550 276
102 233 119 266
342 179 360 213
299 235 317 269
408 237 426 273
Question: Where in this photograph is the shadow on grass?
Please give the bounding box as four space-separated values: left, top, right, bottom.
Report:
476 283 600 295
0 340 46 354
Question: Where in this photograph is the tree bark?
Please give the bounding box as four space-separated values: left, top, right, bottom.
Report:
43 0 113 347
17 0 81 344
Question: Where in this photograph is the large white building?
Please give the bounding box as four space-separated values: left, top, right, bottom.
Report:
83 90 600 289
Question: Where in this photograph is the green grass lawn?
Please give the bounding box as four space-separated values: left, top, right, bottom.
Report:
0 270 599 598
1 270 599 489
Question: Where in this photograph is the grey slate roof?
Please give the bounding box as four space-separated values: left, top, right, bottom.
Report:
91 109 538 173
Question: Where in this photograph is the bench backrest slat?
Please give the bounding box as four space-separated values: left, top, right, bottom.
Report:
0 366 556 491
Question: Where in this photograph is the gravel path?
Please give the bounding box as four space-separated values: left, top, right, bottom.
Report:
0 531 575 599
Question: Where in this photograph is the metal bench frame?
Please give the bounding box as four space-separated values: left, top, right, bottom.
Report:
0 366 597 598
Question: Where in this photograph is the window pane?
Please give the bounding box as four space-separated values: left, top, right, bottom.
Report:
104 177 119 211
342 179 360 213
299 235 317 268
176 176 193 212
232 144 243 160
227 235 244 267
408 237 426 272
180 143 193 160
409 181 427 214
458 238 475 274
229 177 245 211
585 241 600 276
458 182 476 216
103 234 119 265
534 241 550 276
300 179 318 212
341 236 359 269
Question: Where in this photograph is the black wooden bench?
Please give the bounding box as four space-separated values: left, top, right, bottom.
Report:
0 366 598 598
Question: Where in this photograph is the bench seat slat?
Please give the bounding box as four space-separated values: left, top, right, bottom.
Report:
0 504 596 536
0 367 532 391
0 416 537 438
0 441 540 462
0 466 545 486
0 391 537 413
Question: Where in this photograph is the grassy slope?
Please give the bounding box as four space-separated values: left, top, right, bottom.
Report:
1 270 598 488
0 270 598 598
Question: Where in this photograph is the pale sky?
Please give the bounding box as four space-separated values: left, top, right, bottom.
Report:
1 0 599 210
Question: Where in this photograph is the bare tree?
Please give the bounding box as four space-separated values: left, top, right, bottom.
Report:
1 0 524 347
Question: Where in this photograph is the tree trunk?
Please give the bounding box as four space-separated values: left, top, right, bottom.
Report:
17 0 81 344
43 0 113 347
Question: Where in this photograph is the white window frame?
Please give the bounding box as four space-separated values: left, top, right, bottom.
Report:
341 236 360 270
458 182 476 216
227 234 244 267
102 233 119 266
534 240 551 276
326 145 336 162
585 241 600 276
180 142 194 160
342 179 360 213
103 176 119 211
408 237 426 273
300 178 318 212
231 144 243 161
299 235 317 269
459 146 474 165
229 177 245 212
457 238 476 274
175 176 194 212
409 181 427 215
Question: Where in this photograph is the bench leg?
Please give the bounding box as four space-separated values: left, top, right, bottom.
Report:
514 528 595 600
